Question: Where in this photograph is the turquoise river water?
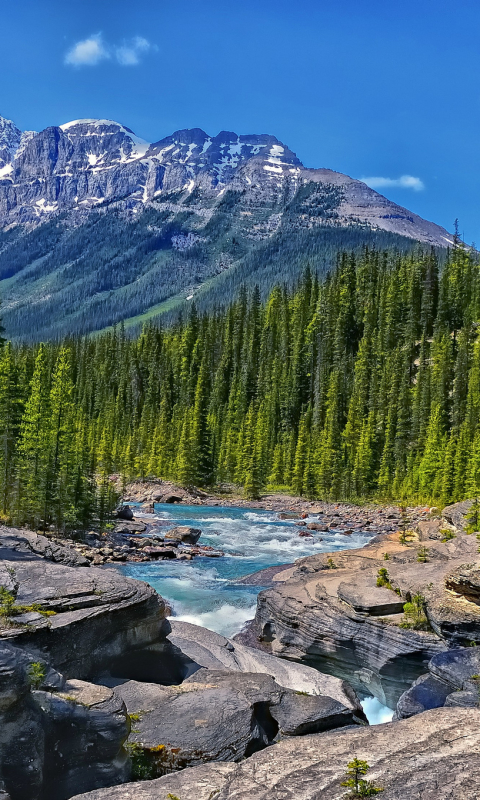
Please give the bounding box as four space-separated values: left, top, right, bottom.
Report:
118 503 394 724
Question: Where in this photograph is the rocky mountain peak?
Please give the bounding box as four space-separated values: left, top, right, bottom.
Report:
0 115 22 170
0 113 453 252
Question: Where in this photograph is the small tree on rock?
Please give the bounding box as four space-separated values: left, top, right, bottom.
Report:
341 757 383 797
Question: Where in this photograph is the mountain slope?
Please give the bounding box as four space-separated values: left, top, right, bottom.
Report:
0 115 453 340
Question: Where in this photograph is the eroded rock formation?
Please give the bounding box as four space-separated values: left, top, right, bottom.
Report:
248 504 480 706
70 707 480 799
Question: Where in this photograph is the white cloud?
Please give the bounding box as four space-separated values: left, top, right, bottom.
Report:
115 36 151 66
65 34 109 66
361 175 425 192
65 34 153 67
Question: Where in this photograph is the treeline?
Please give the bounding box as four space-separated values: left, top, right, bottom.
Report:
1 239 480 531
1 201 422 342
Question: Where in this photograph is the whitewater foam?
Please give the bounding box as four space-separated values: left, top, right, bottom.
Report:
171 602 258 638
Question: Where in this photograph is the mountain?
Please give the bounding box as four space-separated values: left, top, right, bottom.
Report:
0 115 453 340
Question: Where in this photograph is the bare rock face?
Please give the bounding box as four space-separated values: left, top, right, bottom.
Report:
33 680 129 800
0 528 167 680
0 114 454 249
69 707 480 800
98 669 362 778
0 640 129 800
250 505 480 707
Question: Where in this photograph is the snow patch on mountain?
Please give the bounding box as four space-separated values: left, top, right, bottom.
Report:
0 116 21 168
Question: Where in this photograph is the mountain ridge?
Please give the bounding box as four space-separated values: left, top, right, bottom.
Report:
0 114 452 246
0 113 454 340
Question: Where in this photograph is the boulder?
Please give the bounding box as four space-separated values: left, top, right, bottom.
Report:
115 506 134 521
69 708 480 800
164 526 201 545
0 641 129 800
142 547 176 559
113 521 147 535
395 673 452 718
0 529 167 680
105 669 361 777
396 646 480 718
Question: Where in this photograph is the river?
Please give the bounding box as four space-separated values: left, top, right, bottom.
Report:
118 502 394 724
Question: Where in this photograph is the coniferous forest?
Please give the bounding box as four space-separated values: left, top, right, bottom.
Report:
1 239 480 532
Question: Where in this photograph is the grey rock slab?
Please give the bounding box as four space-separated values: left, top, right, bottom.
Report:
109 668 360 773
69 707 480 800
69 763 236 800
0 526 89 567
166 620 362 711
337 579 405 615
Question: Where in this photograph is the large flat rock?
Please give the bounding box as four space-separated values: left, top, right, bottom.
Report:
337 578 405 615
106 668 361 775
0 528 167 679
164 619 362 711
70 707 480 799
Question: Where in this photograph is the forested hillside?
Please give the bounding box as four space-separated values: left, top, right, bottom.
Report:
0 204 428 342
0 116 454 341
0 239 478 531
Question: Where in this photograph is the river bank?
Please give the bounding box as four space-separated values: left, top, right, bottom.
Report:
1 499 479 799
123 478 434 533
37 479 434 568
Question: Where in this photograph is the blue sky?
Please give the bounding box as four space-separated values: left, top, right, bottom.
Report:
2 0 479 241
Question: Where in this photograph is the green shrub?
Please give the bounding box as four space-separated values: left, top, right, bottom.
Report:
417 545 429 563
399 529 414 545
440 529 456 542
0 586 56 620
376 568 392 589
341 757 383 797
0 587 16 617
28 662 46 689
400 593 429 630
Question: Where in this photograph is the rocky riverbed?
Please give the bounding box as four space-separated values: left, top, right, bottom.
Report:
37 480 435 569
123 479 431 532
1 499 480 799
238 499 480 707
